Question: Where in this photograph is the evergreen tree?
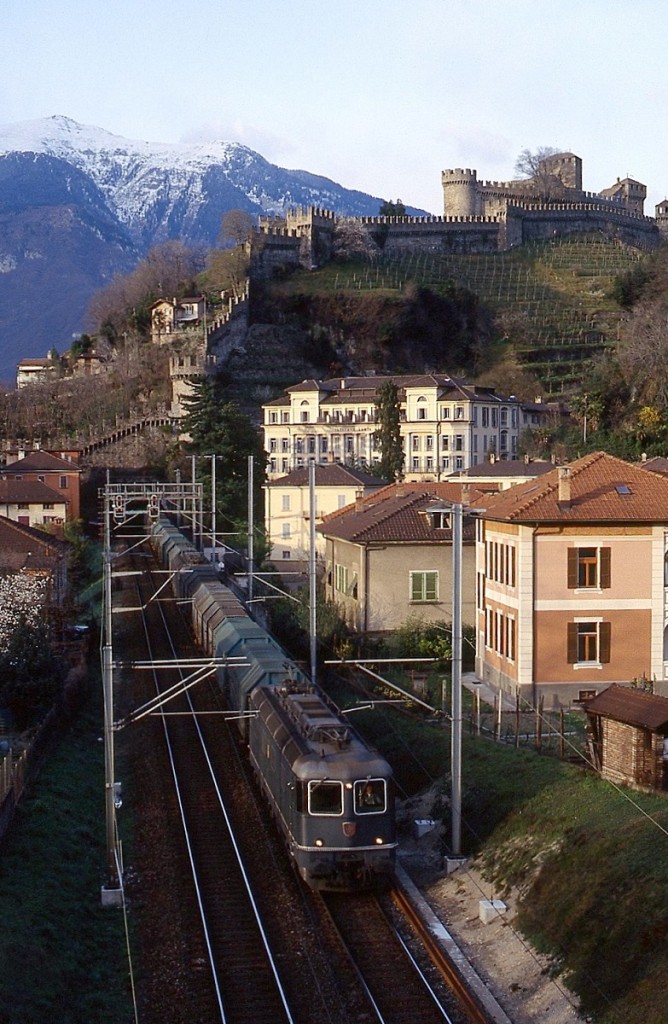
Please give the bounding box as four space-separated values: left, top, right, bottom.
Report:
180 375 266 532
374 380 404 482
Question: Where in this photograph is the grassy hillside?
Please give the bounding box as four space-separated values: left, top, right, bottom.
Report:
346 690 668 1024
265 234 645 394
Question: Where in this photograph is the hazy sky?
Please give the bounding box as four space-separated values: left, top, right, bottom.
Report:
2 0 666 213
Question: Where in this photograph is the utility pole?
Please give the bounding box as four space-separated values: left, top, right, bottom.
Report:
247 455 254 603
101 481 122 906
450 502 462 859
309 459 317 685
211 455 217 566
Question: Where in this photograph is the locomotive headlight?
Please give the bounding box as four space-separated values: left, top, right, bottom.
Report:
375 837 384 845
315 838 324 847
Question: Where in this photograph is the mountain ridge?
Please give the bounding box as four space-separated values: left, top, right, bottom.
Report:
0 115 425 380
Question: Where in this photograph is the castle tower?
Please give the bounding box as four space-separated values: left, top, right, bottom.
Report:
539 153 582 191
656 200 668 237
441 168 480 217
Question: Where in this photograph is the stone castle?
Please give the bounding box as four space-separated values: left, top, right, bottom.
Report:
252 152 666 275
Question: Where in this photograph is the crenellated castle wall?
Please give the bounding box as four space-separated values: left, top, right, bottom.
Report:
249 154 663 271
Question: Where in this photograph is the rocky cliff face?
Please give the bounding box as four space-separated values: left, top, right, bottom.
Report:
0 116 413 379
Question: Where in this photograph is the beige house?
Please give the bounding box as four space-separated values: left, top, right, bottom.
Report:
150 296 207 343
265 464 386 566
475 452 668 709
318 482 481 633
16 357 58 389
0 479 69 530
1 450 82 521
263 375 540 482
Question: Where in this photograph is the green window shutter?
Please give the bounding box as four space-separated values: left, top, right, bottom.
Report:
410 573 423 601
599 548 611 589
425 571 438 601
567 622 578 663
567 548 578 589
599 622 611 663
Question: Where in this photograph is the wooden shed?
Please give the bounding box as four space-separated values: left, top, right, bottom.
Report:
585 684 668 791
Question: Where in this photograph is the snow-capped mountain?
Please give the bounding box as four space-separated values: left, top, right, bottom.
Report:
0 115 396 249
0 115 420 381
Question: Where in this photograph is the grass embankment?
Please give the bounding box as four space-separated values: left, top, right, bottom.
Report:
0 689 133 1023
346 690 668 1024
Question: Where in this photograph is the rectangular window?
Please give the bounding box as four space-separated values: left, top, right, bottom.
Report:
441 406 451 419
412 457 420 470
507 617 516 661
567 547 611 589
337 495 346 509
281 523 291 538
455 435 463 451
354 779 386 814
335 564 348 593
43 502 54 510
281 495 290 511
455 456 463 469
281 439 289 452
482 408 489 427
410 570 438 602
567 621 611 665
269 411 278 423
270 439 278 452
59 476 68 489
308 780 343 816
412 435 420 450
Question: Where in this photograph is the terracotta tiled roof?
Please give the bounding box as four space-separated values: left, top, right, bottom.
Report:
638 456 668 476
585 684 668 731
266 465 387 488
0 515 67 572
0 479 67 504
479 451 668 523
2 450 81 474
451 459 553 479
318 482 483 544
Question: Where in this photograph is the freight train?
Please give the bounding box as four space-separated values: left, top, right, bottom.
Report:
150 517 396 890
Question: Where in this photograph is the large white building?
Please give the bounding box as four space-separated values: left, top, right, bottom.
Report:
262 374 537 481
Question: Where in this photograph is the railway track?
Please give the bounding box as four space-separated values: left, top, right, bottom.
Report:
318 890 481 1024
130 550 294 1023
115 527 502 1023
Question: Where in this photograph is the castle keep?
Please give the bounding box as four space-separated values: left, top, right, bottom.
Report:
253 153 662 274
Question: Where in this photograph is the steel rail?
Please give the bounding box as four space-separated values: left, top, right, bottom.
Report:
135 562 295 1023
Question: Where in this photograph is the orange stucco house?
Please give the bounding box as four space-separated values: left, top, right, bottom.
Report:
475 452 668 708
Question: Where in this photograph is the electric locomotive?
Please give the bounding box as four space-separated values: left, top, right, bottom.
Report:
150 518 396 890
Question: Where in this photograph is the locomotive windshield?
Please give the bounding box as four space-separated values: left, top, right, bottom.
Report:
354 779 386 814
308 780 343 815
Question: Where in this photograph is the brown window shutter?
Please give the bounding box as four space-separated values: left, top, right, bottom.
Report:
599 622 611 663
599 547 611 589
567 622 578 663
567 548 578 589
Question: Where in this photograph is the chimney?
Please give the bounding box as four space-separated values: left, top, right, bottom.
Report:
355 490 364 511
461 483 471 506
558 466 572 506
